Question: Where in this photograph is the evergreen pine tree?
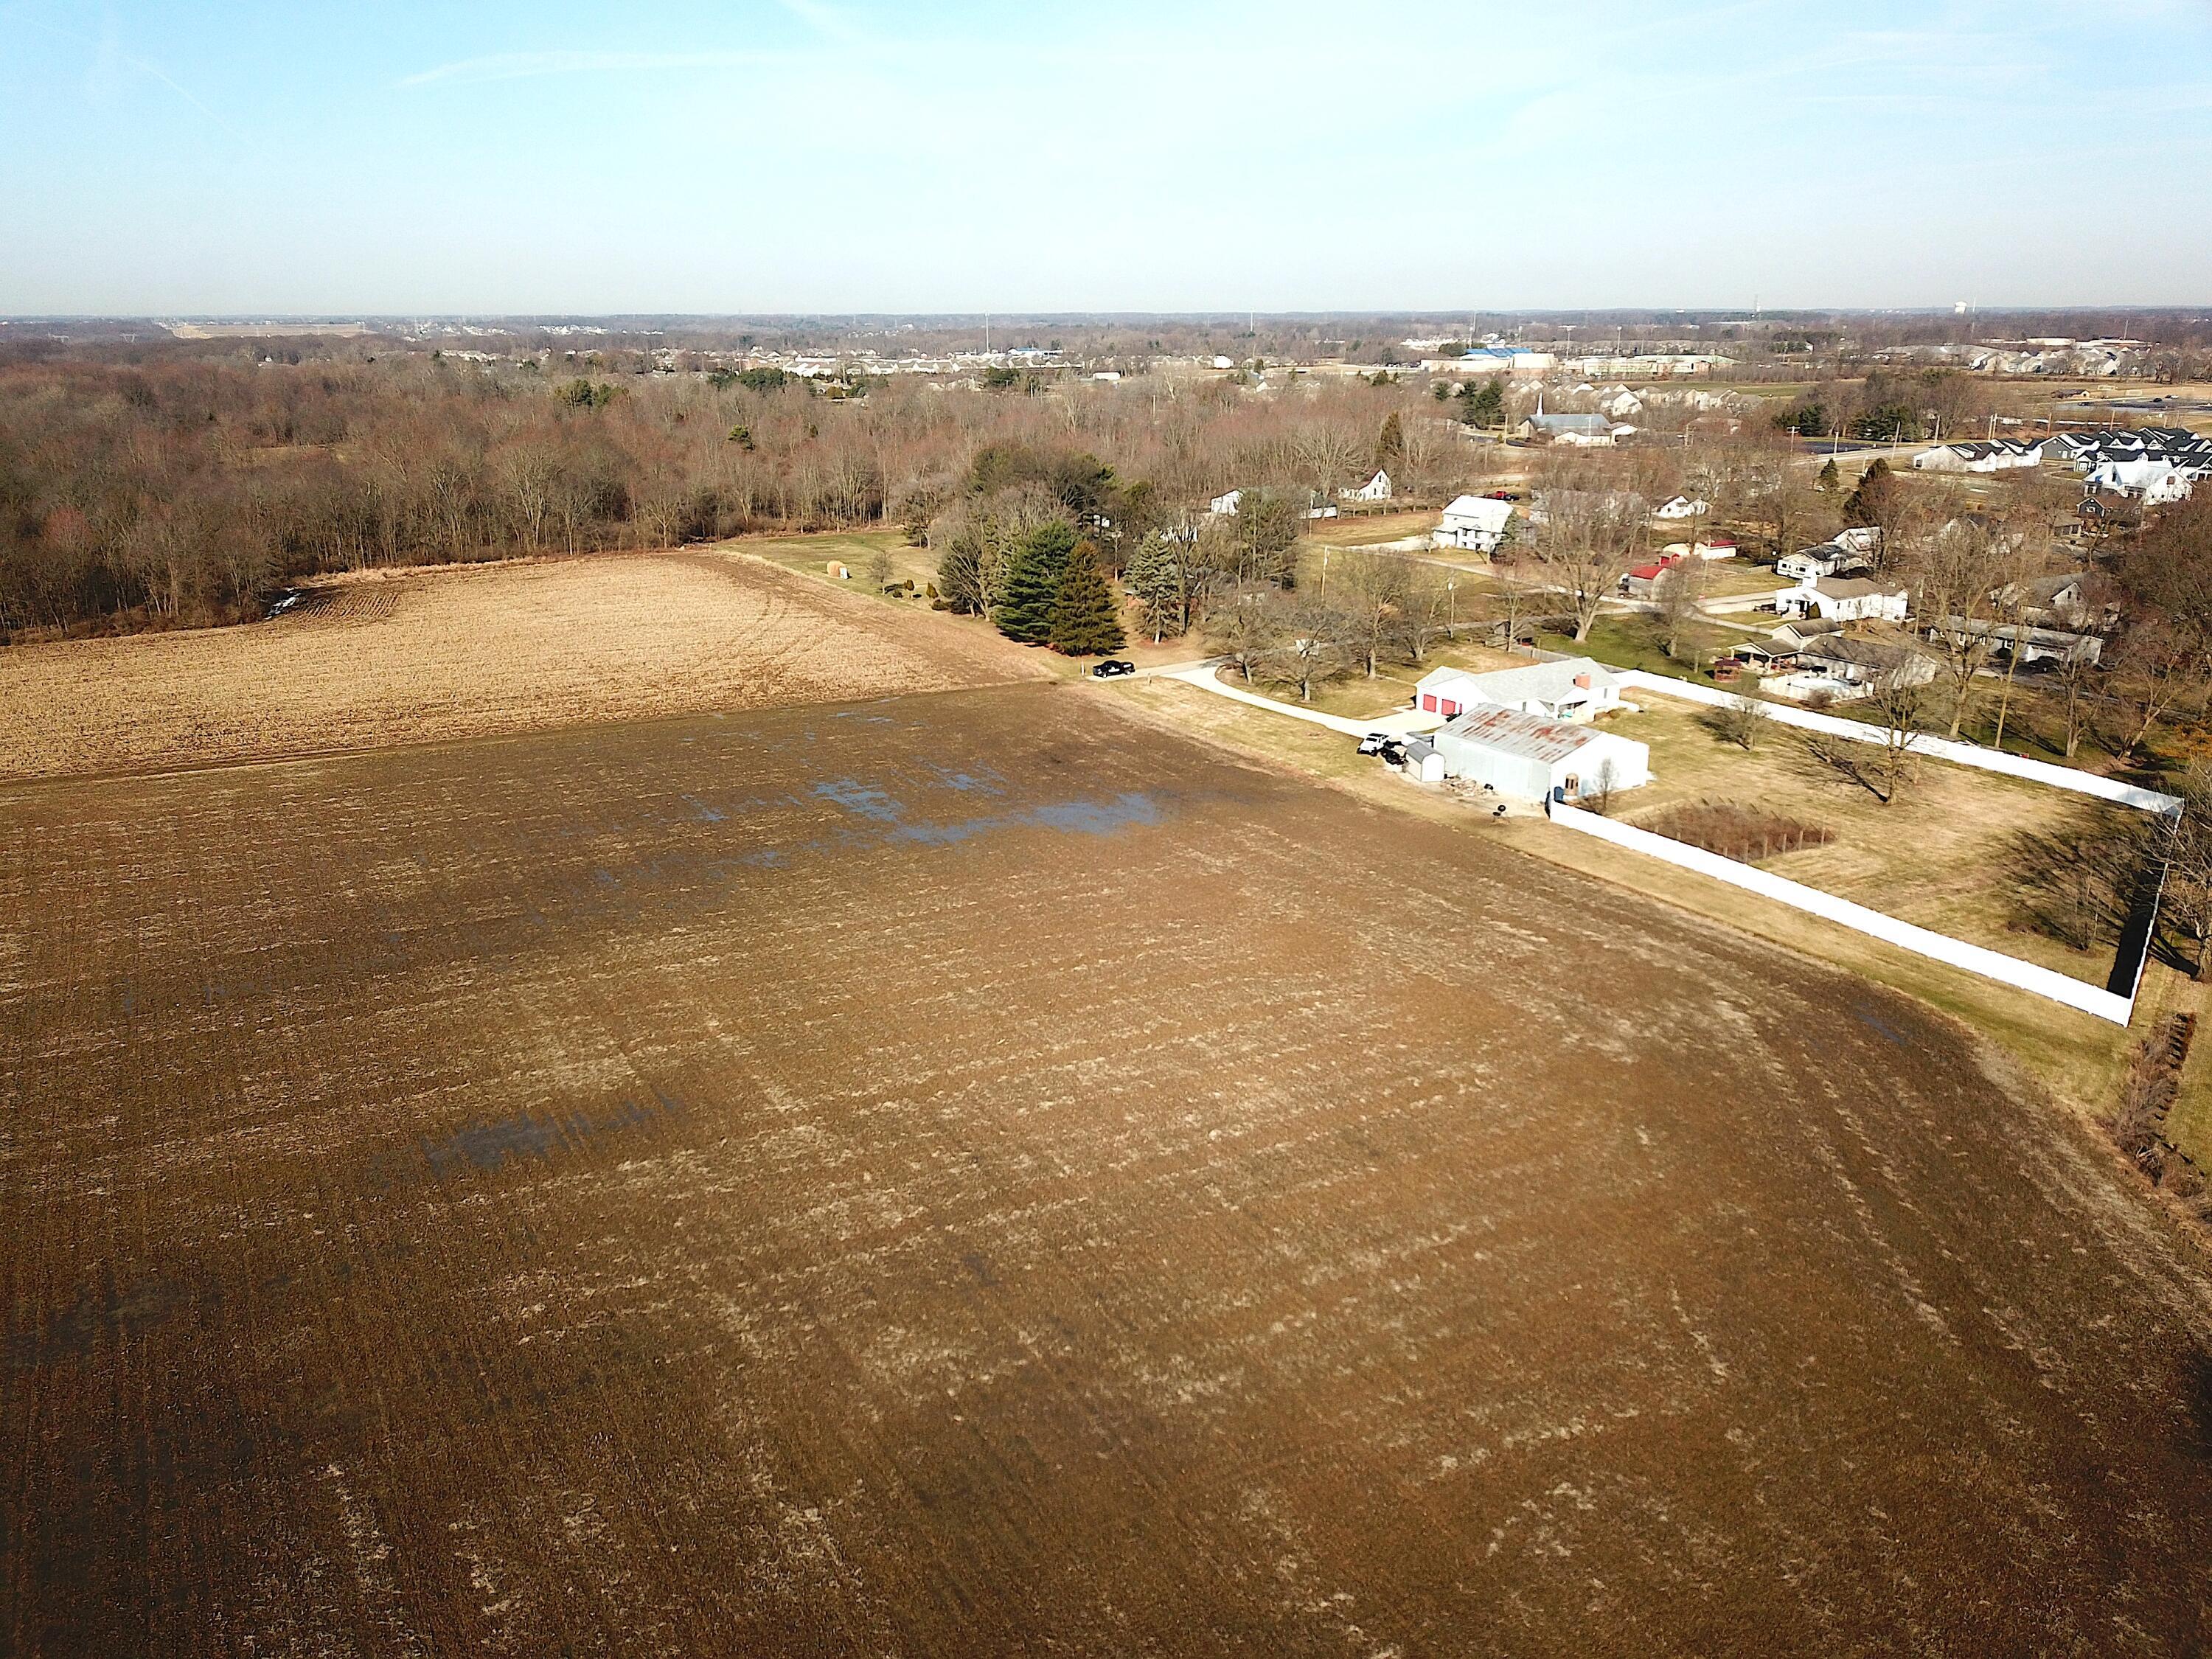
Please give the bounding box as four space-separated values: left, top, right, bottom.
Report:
1124 534 1183 641
1048 540 1126 656
1374 411 1406 473
1817 458 1840 496
993 521 1075 643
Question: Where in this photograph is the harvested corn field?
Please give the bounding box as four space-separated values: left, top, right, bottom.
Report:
6 681 2212 1655
0 549 1045 782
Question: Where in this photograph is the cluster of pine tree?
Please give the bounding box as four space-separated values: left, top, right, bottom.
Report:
993 522 1126 655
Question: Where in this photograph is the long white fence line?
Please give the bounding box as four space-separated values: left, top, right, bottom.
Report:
1614 672 2183 816
1161 668 1376 736
1549 803 2137 1026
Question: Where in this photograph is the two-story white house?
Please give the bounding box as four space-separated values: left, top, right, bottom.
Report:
1433 494 1515 553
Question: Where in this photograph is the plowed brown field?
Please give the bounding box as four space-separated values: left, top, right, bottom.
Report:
6 683 2212 1656
0 551 1043 782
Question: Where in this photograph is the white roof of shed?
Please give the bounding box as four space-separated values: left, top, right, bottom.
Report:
1435 706 1621 765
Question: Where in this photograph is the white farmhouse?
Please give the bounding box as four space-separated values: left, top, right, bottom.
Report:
1413 657 1627 723
1430 706 1651 803
1208 489 1242 516
1433 493 1515 553
1652 495 1710 521
1340 469 1393 502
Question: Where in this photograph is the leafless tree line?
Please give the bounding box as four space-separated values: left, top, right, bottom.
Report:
0 350 1495 638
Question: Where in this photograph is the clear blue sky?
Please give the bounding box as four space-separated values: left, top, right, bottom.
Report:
4 0 2209 315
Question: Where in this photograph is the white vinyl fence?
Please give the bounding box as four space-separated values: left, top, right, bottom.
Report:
1614 672 2181 816
1550 803 2136 1026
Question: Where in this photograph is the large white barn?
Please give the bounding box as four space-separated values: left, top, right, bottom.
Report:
1430 707 1652 803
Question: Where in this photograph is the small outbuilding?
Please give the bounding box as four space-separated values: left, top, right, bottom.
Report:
1430 706 1652 803
1400 737 1447 784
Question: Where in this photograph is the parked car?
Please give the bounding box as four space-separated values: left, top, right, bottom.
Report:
1377 740 1408 766
1355 731 1391 755
1091 659 1136 678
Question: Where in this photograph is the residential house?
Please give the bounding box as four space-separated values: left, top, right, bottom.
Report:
1787 635 1938 698
1652 494 1709 521
1429 706 1652 801
1413 657 1627 723
2051 427 2212 475
1911 439 2045 473
1775 541 1872 582
1433 493 1515 553
2088 457 2202 504
1769 616 1844 653
1775 574 1910 625
1927 615 2103 668
1341 469 1393 502
1996 571 2113 633
1208 489 1242 516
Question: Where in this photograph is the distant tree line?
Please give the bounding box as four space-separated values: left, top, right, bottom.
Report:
0 348 1473 640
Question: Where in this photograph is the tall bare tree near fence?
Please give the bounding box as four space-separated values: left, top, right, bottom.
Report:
1534 487 1646 643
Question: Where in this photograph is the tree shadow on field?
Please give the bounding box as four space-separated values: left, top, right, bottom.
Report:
1783 728 1908 805
2002 801 2160 957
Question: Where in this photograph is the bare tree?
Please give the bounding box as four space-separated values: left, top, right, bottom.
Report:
1338 549 1414 678
1651 557 1708 661
2158 767 2212 981
1864 670 1929 803
2106 617 2205 758
1714 689 1770 751
1253 598 1356 703
1806 670 1925 803
2051 645 2101 760
1534 487 1646 642
1206 590 1279 684
1907 508 2015 739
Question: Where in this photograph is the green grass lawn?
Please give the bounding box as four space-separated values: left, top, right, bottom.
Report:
1534 615 1743 685
726 527 928 589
